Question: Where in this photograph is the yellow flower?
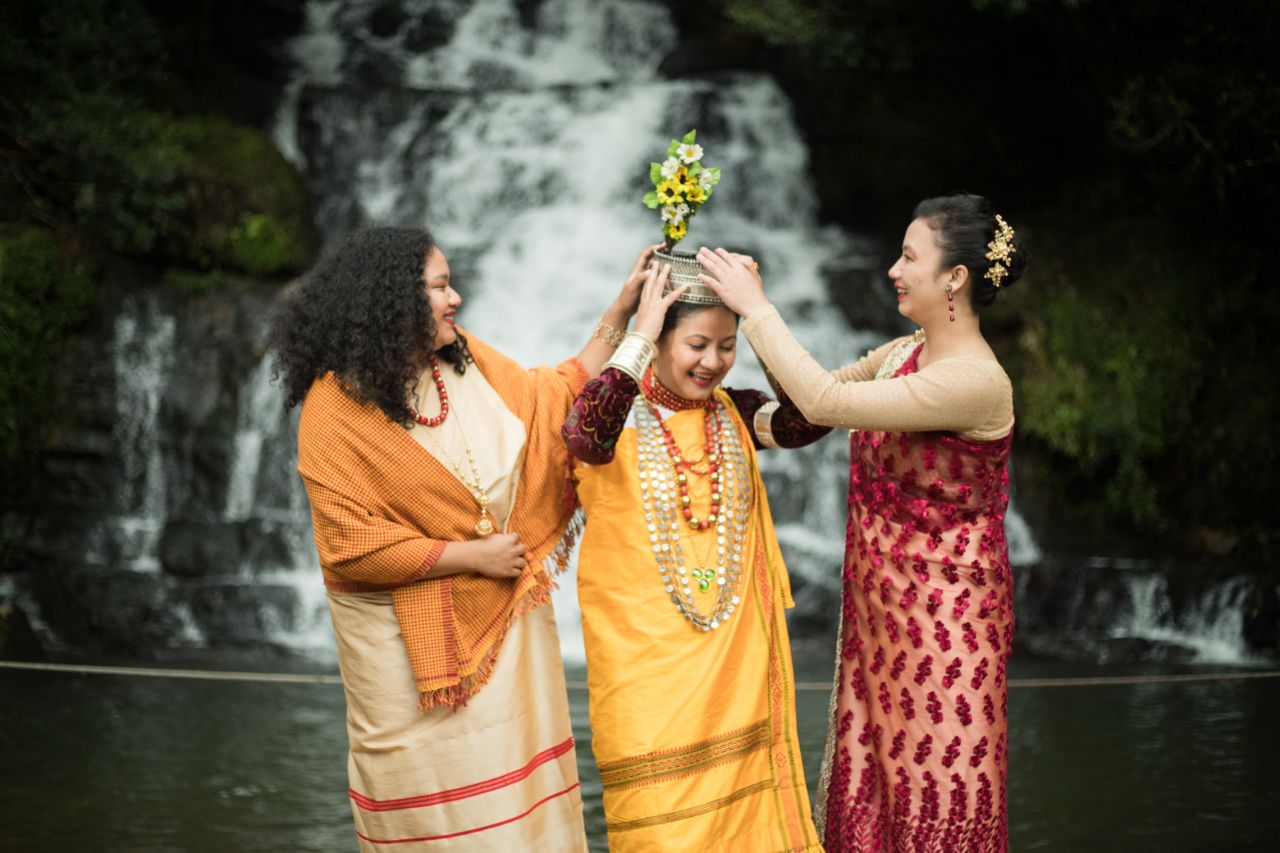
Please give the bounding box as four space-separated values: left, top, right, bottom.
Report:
665 220 688 241
674 166 692 186
656 179 685 204
684 183 706 203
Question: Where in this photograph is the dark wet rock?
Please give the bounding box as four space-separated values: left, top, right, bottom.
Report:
187 581 299 647
33 567 188 652
403 9 457 54
821 257 909 339
468 60 519 90
238 519 298 576
788 578 841 642
1243 578 1280 654
0 601 46 661
160 520 242 579
369 1 409 39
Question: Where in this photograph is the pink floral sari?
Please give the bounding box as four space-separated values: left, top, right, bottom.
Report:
818 344 1014 853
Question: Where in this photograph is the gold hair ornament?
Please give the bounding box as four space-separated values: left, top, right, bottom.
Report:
984 214 1017 288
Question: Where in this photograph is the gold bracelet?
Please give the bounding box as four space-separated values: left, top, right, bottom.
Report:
605 332 656 382
753 400 781 449
593 319 626 348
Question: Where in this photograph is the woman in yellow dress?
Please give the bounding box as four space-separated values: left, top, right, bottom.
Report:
562 259 828 851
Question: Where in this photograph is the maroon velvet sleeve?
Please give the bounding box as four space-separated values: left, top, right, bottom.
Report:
562 367 639 464
725 387 832 450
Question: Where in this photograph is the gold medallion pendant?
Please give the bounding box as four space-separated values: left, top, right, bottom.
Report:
475 515 494 536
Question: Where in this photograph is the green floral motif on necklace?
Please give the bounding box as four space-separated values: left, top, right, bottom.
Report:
691 568 716 591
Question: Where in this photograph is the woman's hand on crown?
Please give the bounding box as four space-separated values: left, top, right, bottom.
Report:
612 243 665 318
696 247 771 317
631 260 686 342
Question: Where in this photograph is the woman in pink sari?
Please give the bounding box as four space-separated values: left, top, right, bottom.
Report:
698 193 1027 852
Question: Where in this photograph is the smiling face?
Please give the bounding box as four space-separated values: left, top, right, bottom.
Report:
887 217 964 325
423 247 461 351
653 305 739 401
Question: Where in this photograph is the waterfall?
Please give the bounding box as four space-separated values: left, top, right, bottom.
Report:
225 352 291 523
221 329 334 659
111 296 175 572
1107 569 1255 664
268 0 1051 663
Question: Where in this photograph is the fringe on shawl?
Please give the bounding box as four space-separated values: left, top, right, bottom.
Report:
415 506 586 714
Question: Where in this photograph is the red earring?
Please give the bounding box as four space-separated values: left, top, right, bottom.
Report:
946 284 956 322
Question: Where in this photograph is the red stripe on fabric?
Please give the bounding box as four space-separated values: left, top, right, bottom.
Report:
354 782 581 845
349 736 575 812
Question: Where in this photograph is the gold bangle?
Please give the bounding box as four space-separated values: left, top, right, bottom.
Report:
753 400 781 449
593 319 626 348
605 332 656 382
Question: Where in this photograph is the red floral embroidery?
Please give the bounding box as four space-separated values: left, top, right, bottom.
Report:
822 342 1013 853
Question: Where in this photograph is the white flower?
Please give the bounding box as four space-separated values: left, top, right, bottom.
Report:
698 170 714 188
677 203 690 216
677 143 704 164
660 157 681 179
661 205 685 225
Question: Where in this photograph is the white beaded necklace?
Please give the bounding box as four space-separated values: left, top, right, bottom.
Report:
635 397 751 631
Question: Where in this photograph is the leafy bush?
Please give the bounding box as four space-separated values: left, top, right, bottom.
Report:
0 229 95 465
1 0 312 280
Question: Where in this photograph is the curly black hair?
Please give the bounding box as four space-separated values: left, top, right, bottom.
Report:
268 225 472 426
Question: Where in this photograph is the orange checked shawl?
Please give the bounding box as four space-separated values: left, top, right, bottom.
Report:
297 333 588 711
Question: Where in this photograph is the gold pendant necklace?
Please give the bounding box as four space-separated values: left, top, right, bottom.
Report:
418 383 495 536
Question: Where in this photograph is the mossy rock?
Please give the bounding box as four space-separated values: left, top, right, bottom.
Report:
0 227 96 466
167 117 315 277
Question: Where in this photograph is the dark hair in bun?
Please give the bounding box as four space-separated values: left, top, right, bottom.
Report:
913 193 1028 311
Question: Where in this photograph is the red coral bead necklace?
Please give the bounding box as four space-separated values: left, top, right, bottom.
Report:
408 356 449 427
641 370 723 531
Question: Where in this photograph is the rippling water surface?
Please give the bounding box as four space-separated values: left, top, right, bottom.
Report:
1 657 1276 851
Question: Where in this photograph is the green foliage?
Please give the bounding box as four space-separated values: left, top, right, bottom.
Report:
163 268 226 297
717 0 1278 549
228 214 302 278
0 0 312 280
1013 249 1203 529
990 217 1276 543
0 229 95 465
167 118 312 277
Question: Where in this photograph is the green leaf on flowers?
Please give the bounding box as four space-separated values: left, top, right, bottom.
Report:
666 139 680 158
688 162 702 175
682 129 697 144
649 162 663 184
642 190 660 208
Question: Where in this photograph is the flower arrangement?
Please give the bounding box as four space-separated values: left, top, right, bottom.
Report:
642 129 721 248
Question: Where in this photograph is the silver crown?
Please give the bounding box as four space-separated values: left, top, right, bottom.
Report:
655 248 724 305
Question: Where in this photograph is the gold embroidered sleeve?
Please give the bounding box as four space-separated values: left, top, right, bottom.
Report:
742 305 1013 439
831 337 909 383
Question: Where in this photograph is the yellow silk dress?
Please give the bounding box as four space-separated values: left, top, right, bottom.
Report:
574 389 822 852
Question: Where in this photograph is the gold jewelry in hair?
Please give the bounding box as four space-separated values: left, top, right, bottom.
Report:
984 214 1017 288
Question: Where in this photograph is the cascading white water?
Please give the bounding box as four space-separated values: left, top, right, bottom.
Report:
112 296 176 572
268 0 1045 662
1109 572 1255 664
225 355 288 522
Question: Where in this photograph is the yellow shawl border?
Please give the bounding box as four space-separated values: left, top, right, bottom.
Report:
722 390 820 850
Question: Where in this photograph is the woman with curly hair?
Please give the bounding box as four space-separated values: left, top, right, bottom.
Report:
698 194 1027 852
270 225 659 851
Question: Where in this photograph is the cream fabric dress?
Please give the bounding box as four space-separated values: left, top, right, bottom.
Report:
326 364 587 851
